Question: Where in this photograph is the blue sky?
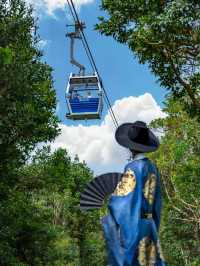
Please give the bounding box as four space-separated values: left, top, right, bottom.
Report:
32 0 167 174
37 0 166 125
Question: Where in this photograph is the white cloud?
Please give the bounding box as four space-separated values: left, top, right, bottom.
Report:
26 0 94 15
51 93 166 175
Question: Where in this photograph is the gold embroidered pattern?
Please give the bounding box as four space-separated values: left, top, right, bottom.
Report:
138 236 157 266
143 173 156 205
156 240 165 261
113 168 136 196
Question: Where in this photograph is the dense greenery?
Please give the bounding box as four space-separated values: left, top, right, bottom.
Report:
0 147 105 265
0 0 59 179
150 100 200 265
96 0 200 117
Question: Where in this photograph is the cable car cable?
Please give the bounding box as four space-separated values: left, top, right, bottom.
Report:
69 0 118 128
68 0 118 128
66 0 94 71
66 0 76 21
80 34 96 74
67 0 119 128
67 0 116 126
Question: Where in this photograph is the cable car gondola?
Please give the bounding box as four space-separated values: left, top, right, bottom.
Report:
65 3 118 127
65 21 103 120
66 72 103 120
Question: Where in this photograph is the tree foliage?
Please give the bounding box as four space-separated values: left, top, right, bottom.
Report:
150 99 200 265
0 0 59 178
0 147 106 265
96 0 200 117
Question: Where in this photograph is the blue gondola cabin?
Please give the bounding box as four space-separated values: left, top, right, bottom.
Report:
66 72 103 120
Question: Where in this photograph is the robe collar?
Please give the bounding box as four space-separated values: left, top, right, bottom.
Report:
132 153 147 161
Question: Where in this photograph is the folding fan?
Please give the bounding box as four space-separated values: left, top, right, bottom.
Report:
80 172 122 210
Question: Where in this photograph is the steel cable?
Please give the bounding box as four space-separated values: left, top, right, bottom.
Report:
67 0 119 128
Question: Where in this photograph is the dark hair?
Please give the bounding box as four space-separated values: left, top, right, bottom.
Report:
129 149 140 159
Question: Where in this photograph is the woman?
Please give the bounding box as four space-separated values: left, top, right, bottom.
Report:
102 121 166 266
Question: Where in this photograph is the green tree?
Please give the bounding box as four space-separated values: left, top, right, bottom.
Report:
0 147 106 265
0 0 59 179
0 0 63 264
150 99 200 265
96 0 200 117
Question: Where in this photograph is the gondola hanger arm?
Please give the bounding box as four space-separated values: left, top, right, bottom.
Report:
66 21 86 75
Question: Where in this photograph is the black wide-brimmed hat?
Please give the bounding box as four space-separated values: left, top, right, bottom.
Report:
115 121 159 153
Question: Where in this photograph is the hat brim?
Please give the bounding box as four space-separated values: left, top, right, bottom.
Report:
115 123 159 153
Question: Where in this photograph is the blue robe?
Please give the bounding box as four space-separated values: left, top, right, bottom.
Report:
102 155 166 266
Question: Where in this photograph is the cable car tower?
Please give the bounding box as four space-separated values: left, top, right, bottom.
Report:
66 21 103 120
